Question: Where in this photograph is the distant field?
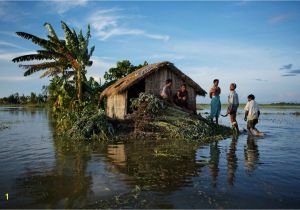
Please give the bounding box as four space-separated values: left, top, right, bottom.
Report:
197 103 300 110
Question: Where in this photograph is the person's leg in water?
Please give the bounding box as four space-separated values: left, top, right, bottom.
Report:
247 120 254 135
230 113 239 134
216 116 219 125
252 119 263 135
247 119 262 136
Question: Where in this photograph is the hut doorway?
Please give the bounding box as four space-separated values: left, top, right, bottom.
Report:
127 79 145 114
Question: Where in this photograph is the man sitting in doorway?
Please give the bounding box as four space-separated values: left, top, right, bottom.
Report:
175 84 188 109
160 79 173 103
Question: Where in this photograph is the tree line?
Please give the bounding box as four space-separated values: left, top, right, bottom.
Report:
0 92 47 105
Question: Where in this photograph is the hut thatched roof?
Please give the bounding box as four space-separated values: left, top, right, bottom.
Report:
100 61 207 99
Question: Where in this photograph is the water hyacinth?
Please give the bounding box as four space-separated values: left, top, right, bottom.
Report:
130 93 164 115
67 108 114 141
130 93 230 141
55 105 114 141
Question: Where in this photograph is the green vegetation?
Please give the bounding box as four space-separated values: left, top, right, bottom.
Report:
9 20 231 141
130 93 231 141
54 105 114 141
104 60 148 84
12 21 95 103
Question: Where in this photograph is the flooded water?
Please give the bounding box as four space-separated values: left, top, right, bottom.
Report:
0 106 300 208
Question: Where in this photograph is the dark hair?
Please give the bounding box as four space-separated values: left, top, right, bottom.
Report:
248 94 255 100
166 79 172 84
181 84 186 88
231 83 237 89
213 79 219 83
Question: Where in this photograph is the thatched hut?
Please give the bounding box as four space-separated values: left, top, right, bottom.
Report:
100 61 207 119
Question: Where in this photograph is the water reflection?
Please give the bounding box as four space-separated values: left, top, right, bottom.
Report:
3 106 46 117
106 141 202 192
107 144 127 167
244 136 260 174
13 133 262 208
227 137 238 186
208 142 220 187
15 132 108 208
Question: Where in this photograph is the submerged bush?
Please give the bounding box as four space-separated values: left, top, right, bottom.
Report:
156 115 228 141
129 93 230 140
55 105 114 141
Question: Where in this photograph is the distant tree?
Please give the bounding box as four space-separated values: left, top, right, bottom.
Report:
82 77 102 104
19 94 27 104
29 92 37 104
7 93 20 104
103 60 148 83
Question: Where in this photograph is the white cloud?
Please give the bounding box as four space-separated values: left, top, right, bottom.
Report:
0 76 33 81
0 1 29 23
159 39 298 72
269 15 289 24
0 51 35 62
87 9 170 41
0 1 8 17
48 0 88 14
234 0 250 6
144 33 170 42
0 40 28 50
0 31 17 37
86 56 115 83
148 53 185 60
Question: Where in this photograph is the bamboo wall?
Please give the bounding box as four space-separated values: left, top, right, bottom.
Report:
106 92 127 119
145 68 196 110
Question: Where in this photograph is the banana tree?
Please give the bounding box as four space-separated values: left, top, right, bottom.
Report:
12 21 95 102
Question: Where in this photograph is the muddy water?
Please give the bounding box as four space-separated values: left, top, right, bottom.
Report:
0 106 300 208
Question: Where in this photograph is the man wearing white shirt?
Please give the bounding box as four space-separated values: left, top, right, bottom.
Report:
244 94 263 136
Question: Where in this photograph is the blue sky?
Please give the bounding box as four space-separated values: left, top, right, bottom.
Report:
0 1 300 103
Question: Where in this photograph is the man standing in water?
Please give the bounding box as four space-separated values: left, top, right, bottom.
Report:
209 79 221 124
227 83 239 134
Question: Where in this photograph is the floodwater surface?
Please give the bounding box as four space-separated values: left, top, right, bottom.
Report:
0 106 300 208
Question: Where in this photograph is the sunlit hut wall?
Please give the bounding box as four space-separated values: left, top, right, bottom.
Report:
100 61 207 119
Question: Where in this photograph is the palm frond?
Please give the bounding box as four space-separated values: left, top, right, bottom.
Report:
12 54 53 63
16 32 56 51
44 22 59 41
88 46 95 59
19 61 65 76
85 24 91 41
61 21 78 55
40 67 63 78
36 50 64 58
